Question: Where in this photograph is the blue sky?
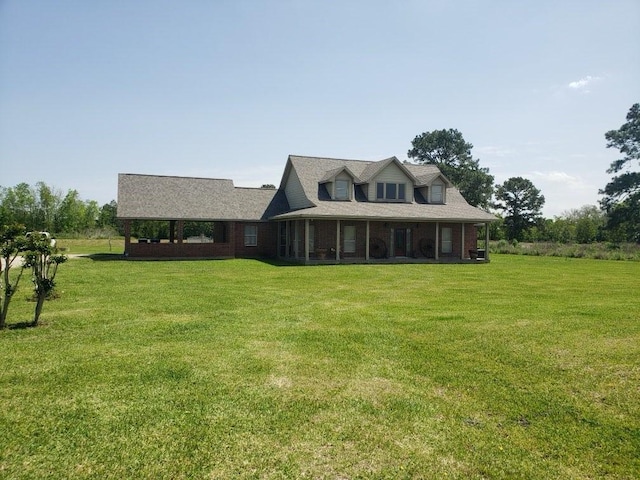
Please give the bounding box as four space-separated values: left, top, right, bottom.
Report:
1 1 639 217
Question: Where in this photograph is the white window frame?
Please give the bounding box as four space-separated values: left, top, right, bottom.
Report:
244 225 258 247
375 182 407 201
334 179 349 200
441 227 452 254
431 184 443 203
343 225 356 253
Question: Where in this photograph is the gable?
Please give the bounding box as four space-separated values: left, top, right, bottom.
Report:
283 164 314 210
366 161 414 201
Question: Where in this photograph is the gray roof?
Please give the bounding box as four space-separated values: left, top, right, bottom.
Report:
272 155 496 222
117 174 289 221
117 155 496 223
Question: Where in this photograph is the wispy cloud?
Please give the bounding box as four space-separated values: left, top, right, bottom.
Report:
567 75 602 93
476 146 515 158
531 170 588 189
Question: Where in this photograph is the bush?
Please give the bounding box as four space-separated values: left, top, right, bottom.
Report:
489 241 640 261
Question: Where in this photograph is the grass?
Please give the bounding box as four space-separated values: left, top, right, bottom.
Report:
1 254 639 479
54 237 125 255
490 240 640 261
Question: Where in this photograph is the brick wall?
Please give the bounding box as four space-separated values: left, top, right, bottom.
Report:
233 222 278 258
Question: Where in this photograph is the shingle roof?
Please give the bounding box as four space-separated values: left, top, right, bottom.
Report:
117 174 289 221
271 155 495 222
117 155 496 223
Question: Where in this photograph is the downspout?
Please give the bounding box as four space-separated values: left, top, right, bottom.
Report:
435 222 439 261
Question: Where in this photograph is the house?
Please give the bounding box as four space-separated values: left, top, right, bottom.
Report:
117 155 496 263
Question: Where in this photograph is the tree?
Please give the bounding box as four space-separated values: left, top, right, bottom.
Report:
493 177 545 241
23 233 67 327
1 183 37 229
260 184 276 189
98 200 118 228
560 205 606 244
0 224 27 328
54 189 84 233
408 128 494 208
600 103 640 242
36 182 60 232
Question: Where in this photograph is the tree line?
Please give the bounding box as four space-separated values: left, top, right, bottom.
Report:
1 103 637 244
408 102 639 243
0 183 119 236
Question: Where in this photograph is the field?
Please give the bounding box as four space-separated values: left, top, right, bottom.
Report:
1 244 639 479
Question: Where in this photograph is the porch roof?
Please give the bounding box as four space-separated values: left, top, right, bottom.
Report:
117 173 289 221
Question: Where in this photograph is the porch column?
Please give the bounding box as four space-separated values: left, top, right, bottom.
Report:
229 222 235 257
285 221 290 258
336 220 340 262
461 223 465 260
124 220 131 254
177 221 184 244
304 219 310 262
365 220 370 261
435 222 439 260
485 222 490 261
169 220 176 243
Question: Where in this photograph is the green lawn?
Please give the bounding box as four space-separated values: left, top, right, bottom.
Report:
1 255 638 479
54 237 125 255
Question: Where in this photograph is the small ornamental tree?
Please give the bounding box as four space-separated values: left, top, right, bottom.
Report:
0 224 27 328
23 233 67 327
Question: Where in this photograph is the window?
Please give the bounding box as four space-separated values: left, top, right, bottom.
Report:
386 183 397 199
441 227 452 253
335 179 349 200
376 182 406 201
431 184 443 203
244 225 257 246
344 225 356 253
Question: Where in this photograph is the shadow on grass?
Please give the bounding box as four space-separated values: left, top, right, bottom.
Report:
84 254 296 265
7 321 36 330
86 253 127 261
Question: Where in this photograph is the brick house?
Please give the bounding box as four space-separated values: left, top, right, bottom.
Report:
117 155 496 263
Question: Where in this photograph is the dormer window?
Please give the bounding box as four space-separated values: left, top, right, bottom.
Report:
335 179 349 200
431 184 443 203
376 182 406 201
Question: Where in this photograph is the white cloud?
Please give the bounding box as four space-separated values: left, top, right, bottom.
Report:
567 75 602 92
527 171 600 217
476 145 515 158
531 170 588 189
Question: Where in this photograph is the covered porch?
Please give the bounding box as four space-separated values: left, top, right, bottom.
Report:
277 218 491 265
123 219 235 258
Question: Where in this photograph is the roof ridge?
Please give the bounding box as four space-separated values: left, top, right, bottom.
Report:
119 173 233 182
289 154 389 164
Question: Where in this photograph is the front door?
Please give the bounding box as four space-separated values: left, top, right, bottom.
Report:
394 228 407 257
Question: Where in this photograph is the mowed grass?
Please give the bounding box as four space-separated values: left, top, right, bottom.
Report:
1 255 638 479
55 237 125 255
